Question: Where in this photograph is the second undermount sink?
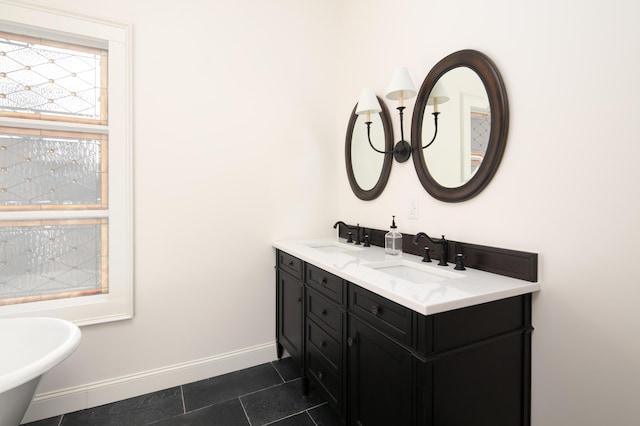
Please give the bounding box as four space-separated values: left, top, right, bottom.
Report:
363 259 465 283
305 241 365 253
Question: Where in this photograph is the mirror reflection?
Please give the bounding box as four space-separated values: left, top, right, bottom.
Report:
411 49 509 202
345 96 393 201
420 67 490 188
351 113 385 191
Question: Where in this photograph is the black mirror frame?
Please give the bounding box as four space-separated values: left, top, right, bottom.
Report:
411 49 509 202
345 96 394 201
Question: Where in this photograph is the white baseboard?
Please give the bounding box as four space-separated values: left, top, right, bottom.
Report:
21 341 278 424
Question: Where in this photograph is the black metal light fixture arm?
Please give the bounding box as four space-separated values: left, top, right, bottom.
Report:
366 105 411 163
421 111 441 150
365 121 387 154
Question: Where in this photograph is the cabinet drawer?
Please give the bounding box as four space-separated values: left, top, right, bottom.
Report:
277 250 303 281
349 284 413 347
306 263 344 304
307 347 341 407
307 318 341 369
307 288 343 338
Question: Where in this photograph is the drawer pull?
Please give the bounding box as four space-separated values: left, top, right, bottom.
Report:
347 337 355 347
371 305 380 315
321 277 328 285
288 260 294 266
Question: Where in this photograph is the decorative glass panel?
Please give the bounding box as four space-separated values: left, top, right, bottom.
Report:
0 32 107 123
0 219 108 305
470 109 490 174
0 127 107 209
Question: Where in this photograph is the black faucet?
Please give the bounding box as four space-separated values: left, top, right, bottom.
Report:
413 232 448 266
333 221 362 245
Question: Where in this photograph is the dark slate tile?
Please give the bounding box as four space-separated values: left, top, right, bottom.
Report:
60 387 183 426
308 402 344 425
148 398 249 426
241 379 325 426
22 416 62 426
272 357 302 382
268 412 315 426
182 363 283 412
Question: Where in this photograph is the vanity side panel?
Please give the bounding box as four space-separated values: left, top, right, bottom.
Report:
432 295 524 353
276 268 304 364
433 333 524 426
275 250 304 366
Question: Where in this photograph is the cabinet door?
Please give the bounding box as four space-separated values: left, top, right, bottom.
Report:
277 269 303 364
348 316 412 426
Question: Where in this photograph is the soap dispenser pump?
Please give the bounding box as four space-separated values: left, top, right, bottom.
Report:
385 215 403 255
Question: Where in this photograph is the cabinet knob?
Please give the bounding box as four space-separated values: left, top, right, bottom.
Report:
297 297 302 303
319 341 327 349
318 371 324 380
371 305 380 315
288 260 293 266
347 337 355 346
321 277 328 285
321 309 327 316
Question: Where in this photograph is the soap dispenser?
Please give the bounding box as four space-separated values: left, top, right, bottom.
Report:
385 215 403 255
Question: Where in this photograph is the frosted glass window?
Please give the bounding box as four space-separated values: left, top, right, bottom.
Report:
1 4 132 324
0 31 109 304
0 219 107 305
0 127 107 209
0 31 107 123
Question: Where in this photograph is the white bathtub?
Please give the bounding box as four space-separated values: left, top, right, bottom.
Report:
0 317 81 425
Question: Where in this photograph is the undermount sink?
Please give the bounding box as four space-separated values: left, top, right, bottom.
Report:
305 241 365 253
363 259 465 283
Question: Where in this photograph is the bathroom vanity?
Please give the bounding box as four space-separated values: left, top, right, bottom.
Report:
274 237 539 426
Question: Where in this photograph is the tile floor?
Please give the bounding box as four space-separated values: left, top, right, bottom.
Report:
23 358 343 426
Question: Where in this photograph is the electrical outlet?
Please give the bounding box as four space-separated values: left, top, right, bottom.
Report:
408 198 419 220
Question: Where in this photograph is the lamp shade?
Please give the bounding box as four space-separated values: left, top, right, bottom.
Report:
385 67 417 101
427 80 450 105
355 88 382 115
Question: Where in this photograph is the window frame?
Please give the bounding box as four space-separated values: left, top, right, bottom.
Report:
0 1 133 325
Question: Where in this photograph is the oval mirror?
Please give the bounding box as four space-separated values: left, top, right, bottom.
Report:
345 96 394 200
411 50 509 202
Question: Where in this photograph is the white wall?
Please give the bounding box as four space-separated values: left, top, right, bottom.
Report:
13 0 341 421
10 0 640 425
335 1 640 425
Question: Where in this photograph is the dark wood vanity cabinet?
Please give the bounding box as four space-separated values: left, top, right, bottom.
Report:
275 250 533 426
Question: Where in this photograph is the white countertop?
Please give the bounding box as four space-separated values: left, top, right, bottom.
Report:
273 238 540 316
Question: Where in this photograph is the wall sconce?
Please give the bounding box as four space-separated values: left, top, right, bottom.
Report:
420 80 449 149
356 67 448 162
355 67 417 164
385 67 416 162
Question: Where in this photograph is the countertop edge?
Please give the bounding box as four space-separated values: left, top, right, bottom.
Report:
273 238 540 316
